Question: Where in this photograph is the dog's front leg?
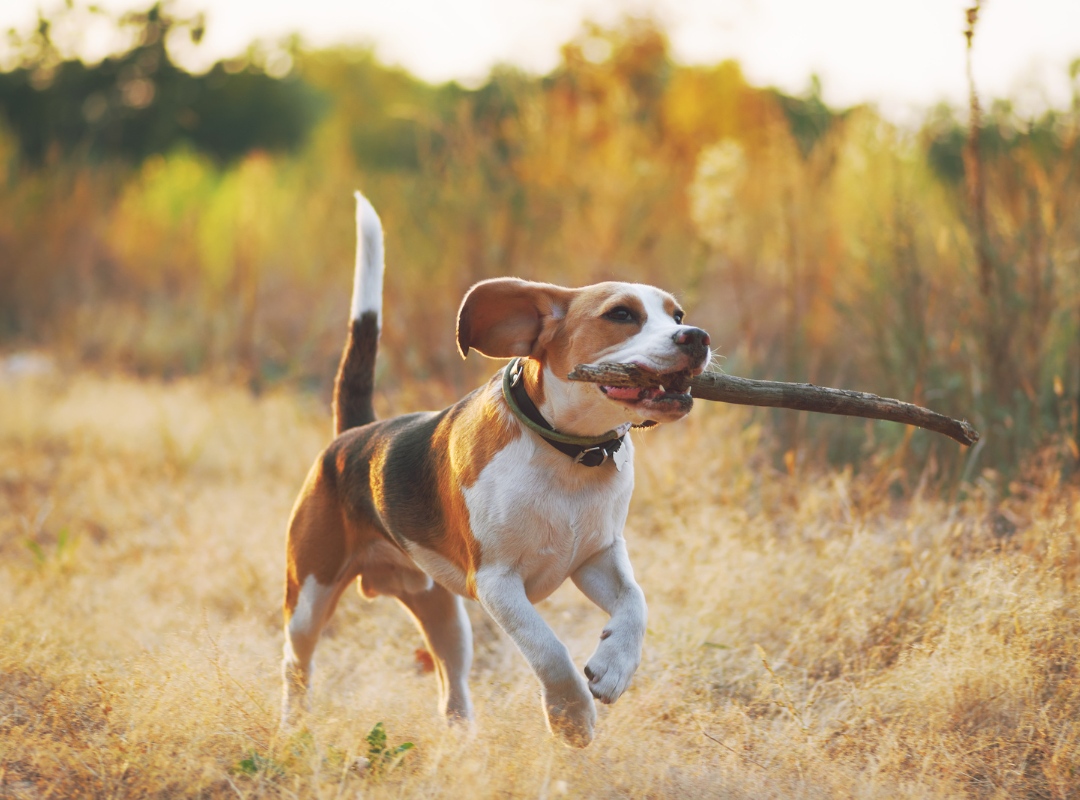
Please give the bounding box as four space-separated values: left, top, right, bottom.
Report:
571 539 647 705
474 567 596 747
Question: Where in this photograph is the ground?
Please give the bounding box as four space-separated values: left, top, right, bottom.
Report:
1 368 1078 799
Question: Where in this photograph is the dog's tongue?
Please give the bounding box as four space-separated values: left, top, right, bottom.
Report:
603 386 641 400
603 385 660 401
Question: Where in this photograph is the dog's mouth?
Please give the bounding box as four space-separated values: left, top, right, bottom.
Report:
597 369 694 413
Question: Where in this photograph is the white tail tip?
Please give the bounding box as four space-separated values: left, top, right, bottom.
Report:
350 192 385 322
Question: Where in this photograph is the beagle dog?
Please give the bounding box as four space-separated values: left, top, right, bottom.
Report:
281 194 711 747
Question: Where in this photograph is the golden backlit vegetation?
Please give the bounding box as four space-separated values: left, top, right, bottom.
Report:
2 372 1079 798
2 3 1078 470
3 2 1080 797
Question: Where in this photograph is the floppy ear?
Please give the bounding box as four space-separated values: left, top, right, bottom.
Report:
456 278 573 359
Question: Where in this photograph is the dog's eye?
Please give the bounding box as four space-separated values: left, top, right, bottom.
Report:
604 306 636 323
673 310 685 324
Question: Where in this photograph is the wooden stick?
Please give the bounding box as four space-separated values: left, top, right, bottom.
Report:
567 363 980 446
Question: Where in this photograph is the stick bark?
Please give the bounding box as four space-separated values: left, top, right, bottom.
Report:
567 363 980 447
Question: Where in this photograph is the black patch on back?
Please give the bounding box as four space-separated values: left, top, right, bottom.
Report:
331 409 463 550
378 409 453 549
331 388 484 551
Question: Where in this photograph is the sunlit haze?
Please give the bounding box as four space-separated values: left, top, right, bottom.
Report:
3 0 1079 123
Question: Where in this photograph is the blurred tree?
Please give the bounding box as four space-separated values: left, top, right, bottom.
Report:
771 74 843 159
0 1 324 165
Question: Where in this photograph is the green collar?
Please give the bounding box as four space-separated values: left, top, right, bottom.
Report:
501 358 627 467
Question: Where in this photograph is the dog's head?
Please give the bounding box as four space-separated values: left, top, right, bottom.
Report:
457 279 711 435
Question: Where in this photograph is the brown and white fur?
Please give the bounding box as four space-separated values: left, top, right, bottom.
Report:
281 193 711 747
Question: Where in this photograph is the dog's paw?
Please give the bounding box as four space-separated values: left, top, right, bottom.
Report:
583 628 641 705
443 694 475 728
542 675 596 748
280 674 310 731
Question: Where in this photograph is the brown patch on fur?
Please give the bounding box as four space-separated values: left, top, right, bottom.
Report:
285 460 348 592
452 377 523 489
413 375 520 597
283 456 366 622
284 428 403 618
661 295 684 319
520 357 545 408
410 410 484 596
540 284 677 382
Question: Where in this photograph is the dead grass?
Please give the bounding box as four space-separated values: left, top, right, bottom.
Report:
1 367 1078 799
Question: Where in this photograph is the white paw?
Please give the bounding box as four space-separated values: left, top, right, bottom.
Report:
280 661 311 729
543 674 596 748
583 628 641 705
279 695 310 733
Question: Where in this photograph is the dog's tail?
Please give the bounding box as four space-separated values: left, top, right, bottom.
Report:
332 192 384 435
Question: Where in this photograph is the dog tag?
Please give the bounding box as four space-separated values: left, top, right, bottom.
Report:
612 441 630 472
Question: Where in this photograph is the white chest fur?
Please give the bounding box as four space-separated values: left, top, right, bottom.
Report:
462 433 635 602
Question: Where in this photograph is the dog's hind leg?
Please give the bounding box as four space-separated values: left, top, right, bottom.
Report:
396 583 474 724
282 574 343 724
281 475 354 726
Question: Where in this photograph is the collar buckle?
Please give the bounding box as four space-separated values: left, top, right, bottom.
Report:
574 445 609 467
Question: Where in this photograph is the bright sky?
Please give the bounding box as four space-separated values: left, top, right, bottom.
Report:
3 0 1079 123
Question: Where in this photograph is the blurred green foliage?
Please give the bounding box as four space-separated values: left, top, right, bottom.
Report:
0 2 324 164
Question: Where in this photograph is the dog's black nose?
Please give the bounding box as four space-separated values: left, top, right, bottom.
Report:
673 327 710 349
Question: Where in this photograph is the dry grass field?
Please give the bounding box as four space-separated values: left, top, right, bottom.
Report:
2 365 1079 799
